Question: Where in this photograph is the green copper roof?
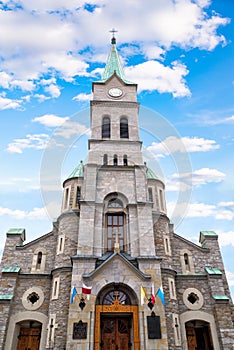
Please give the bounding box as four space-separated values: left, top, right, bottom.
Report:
205 267 222 275
213 295 229 301
2 266 20 273
146 167 161 181
200 231 218 236
0 294 13 300
7 228 25 235
67 161 84 179
98 37 135 85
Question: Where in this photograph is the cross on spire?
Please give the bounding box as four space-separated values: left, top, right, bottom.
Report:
109 28 118 45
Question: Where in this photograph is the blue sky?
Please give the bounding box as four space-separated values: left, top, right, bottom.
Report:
0 0 234 298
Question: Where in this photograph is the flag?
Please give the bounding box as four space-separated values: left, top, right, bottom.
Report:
151 283 155 305
70 286 77 304
156 285 166 306
140 286 147 305
82 283 92 300
82 283 92 295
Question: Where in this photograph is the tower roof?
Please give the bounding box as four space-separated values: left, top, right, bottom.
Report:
67 161 84 180
97 36 135 85
146 167 164 183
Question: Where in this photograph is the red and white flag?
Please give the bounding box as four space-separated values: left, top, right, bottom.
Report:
82 283 92 295
151 283 155 305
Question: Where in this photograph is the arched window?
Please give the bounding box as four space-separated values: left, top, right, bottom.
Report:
103 290 131 305
113 154 118 166
148 188 153 202
106 213 125 251
31 248 47 273
103 154 108 165
108 198 123 208
184 253 190 271
123 155 128 166
76 186 81 206
180 249 194 274
102 116 111 138
36 252 42 270
120 117 129 138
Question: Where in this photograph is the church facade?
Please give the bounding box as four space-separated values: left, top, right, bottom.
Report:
0 37 234 350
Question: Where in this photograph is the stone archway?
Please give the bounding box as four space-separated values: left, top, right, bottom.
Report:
185 320 214 350
16 320 42 350
180 311 220 350
4 311 48 350
94 283 140 350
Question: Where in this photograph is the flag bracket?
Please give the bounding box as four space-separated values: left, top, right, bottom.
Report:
147 297 154 311
79 296 86 310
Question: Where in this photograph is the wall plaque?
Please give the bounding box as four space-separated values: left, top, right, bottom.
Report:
73 320 87 339
147 315 161 339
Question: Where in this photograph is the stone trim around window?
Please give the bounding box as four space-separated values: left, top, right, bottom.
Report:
51 276 60 300
183 287 204 310
22 286 44 311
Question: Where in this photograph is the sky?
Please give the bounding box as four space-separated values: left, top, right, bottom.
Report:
0 0 234 298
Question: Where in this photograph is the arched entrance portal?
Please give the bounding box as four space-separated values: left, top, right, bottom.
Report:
186 320 214 350
17 320 42 350
94 283 140 350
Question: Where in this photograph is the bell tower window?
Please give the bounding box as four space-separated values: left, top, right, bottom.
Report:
120 117 129 138
123 155 128 166
36 252 42 270
103 154 108 165
106 213 125 251
102 116 111 138
113 154 118 166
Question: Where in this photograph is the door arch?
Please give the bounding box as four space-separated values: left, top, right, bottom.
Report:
17 320 42 350
94 283 140 350
180 311 220 350
5 311 48 350
186 320 214 350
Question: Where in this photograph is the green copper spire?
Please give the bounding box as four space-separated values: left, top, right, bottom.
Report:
67 161 84 179
98 34 135 85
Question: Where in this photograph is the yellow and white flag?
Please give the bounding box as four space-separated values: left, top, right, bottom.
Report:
140 286 147 305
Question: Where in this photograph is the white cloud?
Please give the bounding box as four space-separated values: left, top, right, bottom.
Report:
210 115 234 125
0 177 40 192
11 79 35 91
72 93 93 101
187 202 234 220
216 230 234 248
147 136 219 158
0 94 22 110
170 168 225 187
0 206 48 220
125 60 190 97
34 94 50 102
167 200 234 222
44 84 61 98
0 0 229 97
54 121 90 139
219 202 234 209
6 134 50 153
0 71 11 88
33 114 69 127
226 271 234 287
142 46 165 60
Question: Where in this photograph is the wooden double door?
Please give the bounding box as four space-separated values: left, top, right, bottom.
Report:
186 324 214 350
17 327 41 350
101 316 131 350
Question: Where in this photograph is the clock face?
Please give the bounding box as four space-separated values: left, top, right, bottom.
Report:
108 87 123 97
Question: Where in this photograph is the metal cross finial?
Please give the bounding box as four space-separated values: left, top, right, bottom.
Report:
109 28 118 38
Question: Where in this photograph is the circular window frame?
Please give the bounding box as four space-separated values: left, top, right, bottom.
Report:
22 287 44 311
183 288 204 310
